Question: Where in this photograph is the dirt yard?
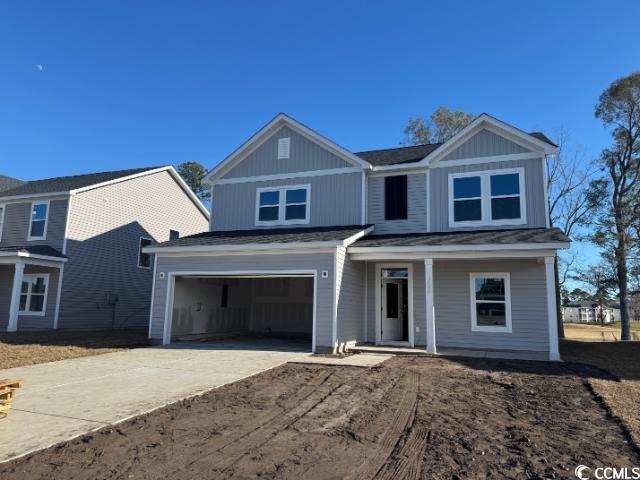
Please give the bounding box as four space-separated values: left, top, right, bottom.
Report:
0 330 149 369
2 355 638 480
564 323 640 342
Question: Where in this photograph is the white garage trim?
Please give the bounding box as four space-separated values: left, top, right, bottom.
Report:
161 269 318 352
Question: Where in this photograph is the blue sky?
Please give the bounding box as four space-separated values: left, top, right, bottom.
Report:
1 1 638 285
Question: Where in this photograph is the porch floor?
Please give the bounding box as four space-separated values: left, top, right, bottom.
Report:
351 343 552 361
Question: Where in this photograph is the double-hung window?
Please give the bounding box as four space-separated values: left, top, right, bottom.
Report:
470 273 512 332
255 185 310 226
449 168 525 227
28 202 49 240
19 274 49 316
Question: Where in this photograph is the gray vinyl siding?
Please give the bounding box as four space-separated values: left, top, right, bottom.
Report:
441 129 531 162
433 259 549 352
222 126 352 179
0 265 60 330
429 157 546 232
59 171 209 330
0 199 68 251
211 172 362 231
367 173 427 234
336 247 366 350
150 252 336 349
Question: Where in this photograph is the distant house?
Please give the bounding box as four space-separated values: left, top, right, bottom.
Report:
0 166 209 331
0 175 24 193
562 301 620 324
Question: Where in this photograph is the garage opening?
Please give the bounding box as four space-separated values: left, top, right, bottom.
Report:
169 275 314 350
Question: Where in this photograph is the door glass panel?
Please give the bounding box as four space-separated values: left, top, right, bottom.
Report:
386 283 399 318
381 268 408 278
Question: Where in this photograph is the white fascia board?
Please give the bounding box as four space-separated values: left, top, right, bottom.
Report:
216 167 362 185
350 248 562 261
147 247 336 257
204 113 372 184
143 241 344 255
342 226 374 247
0 192 71 203
348 242 570 254
0 251 67 264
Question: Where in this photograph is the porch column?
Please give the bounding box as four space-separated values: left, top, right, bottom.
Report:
7 261 25 332
544 256 560 361
425 258 436 354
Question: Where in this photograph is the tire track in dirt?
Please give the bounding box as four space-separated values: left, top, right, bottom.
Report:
346 370 420 480
175 372 348 479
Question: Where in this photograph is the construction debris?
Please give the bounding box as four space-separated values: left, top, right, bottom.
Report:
0 379 23 419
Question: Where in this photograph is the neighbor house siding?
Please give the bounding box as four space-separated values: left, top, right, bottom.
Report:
222 126 352 179
429 157 546 232
336 247 366 350
367 173 427 234
150 252 336 350
433 259 549 352
59 170 208 330
0 199 68 251
440 129 531 162
211 173 362 231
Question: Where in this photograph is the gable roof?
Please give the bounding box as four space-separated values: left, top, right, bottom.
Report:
0 174 24 193
0 166 209 217
204 113 372 183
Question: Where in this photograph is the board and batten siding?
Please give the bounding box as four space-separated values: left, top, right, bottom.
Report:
0 199 68 252
429 157 547 232
222 125 352 179
440 129 531 162
433 259 549 352
336 247 366 350
367 173 427 234
59 170 209 330
211 172 362 231
150 252 336 350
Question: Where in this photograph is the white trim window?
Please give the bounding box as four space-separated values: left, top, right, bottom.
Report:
255 184 310 226
138 237 153 269
0 204 5 241
449 168 526 227
28 201 50 240
470 272 512 332
19 273 50 316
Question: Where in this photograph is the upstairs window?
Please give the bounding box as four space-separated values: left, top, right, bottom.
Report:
28 202 49 240
256 185 310 226
19 274 49 316
138 237 153 268
449 168 525 227
384 175 408 221
278 137 290 159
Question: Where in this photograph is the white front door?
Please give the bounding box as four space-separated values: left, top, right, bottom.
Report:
381 279 404 341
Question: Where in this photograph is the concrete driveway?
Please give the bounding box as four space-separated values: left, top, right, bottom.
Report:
0 338 310 463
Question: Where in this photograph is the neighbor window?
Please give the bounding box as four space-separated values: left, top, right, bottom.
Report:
19 274 49 316
169 229 180 241
384 175 408 221
449 168 525 227
138 237 153 268
470 273 512 332
255 185 310 225
28 202 49 240
221 284 229 308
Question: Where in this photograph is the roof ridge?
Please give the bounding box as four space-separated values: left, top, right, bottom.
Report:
354 143 441 155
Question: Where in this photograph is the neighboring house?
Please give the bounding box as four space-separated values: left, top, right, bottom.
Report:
0 167 209 331
145 113 570 360
0 175 24 193
562 301 620 324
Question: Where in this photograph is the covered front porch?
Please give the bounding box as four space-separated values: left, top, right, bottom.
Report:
349 245 565 361
0 247 67 331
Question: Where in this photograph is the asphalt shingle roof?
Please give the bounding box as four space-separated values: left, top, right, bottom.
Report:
352 227 569 248
0 167 163 198
0 245 66 258
0 175 24 193
354 144 442 166
151 225 372 248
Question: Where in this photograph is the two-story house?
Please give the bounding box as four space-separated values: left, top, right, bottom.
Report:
0 166 209 332
145 113 570 360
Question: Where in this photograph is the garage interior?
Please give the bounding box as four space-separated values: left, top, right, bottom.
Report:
170 275 314 349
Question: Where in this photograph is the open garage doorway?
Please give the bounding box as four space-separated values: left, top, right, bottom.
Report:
168 273 315 351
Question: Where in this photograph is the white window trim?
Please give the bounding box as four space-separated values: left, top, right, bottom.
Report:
469 272 512 333
0 203 5 242
18 273 50 317
28 200 50 241
138 237 153 269
255 184 311 226
448 168 526 228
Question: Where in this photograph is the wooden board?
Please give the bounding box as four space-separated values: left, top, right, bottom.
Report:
0 379 23 390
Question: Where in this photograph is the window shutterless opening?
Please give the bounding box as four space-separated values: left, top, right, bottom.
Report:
384 175 408 221
138 237 153 268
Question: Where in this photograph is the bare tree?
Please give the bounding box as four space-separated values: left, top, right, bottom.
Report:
403 107 475 145
593 72 640 340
